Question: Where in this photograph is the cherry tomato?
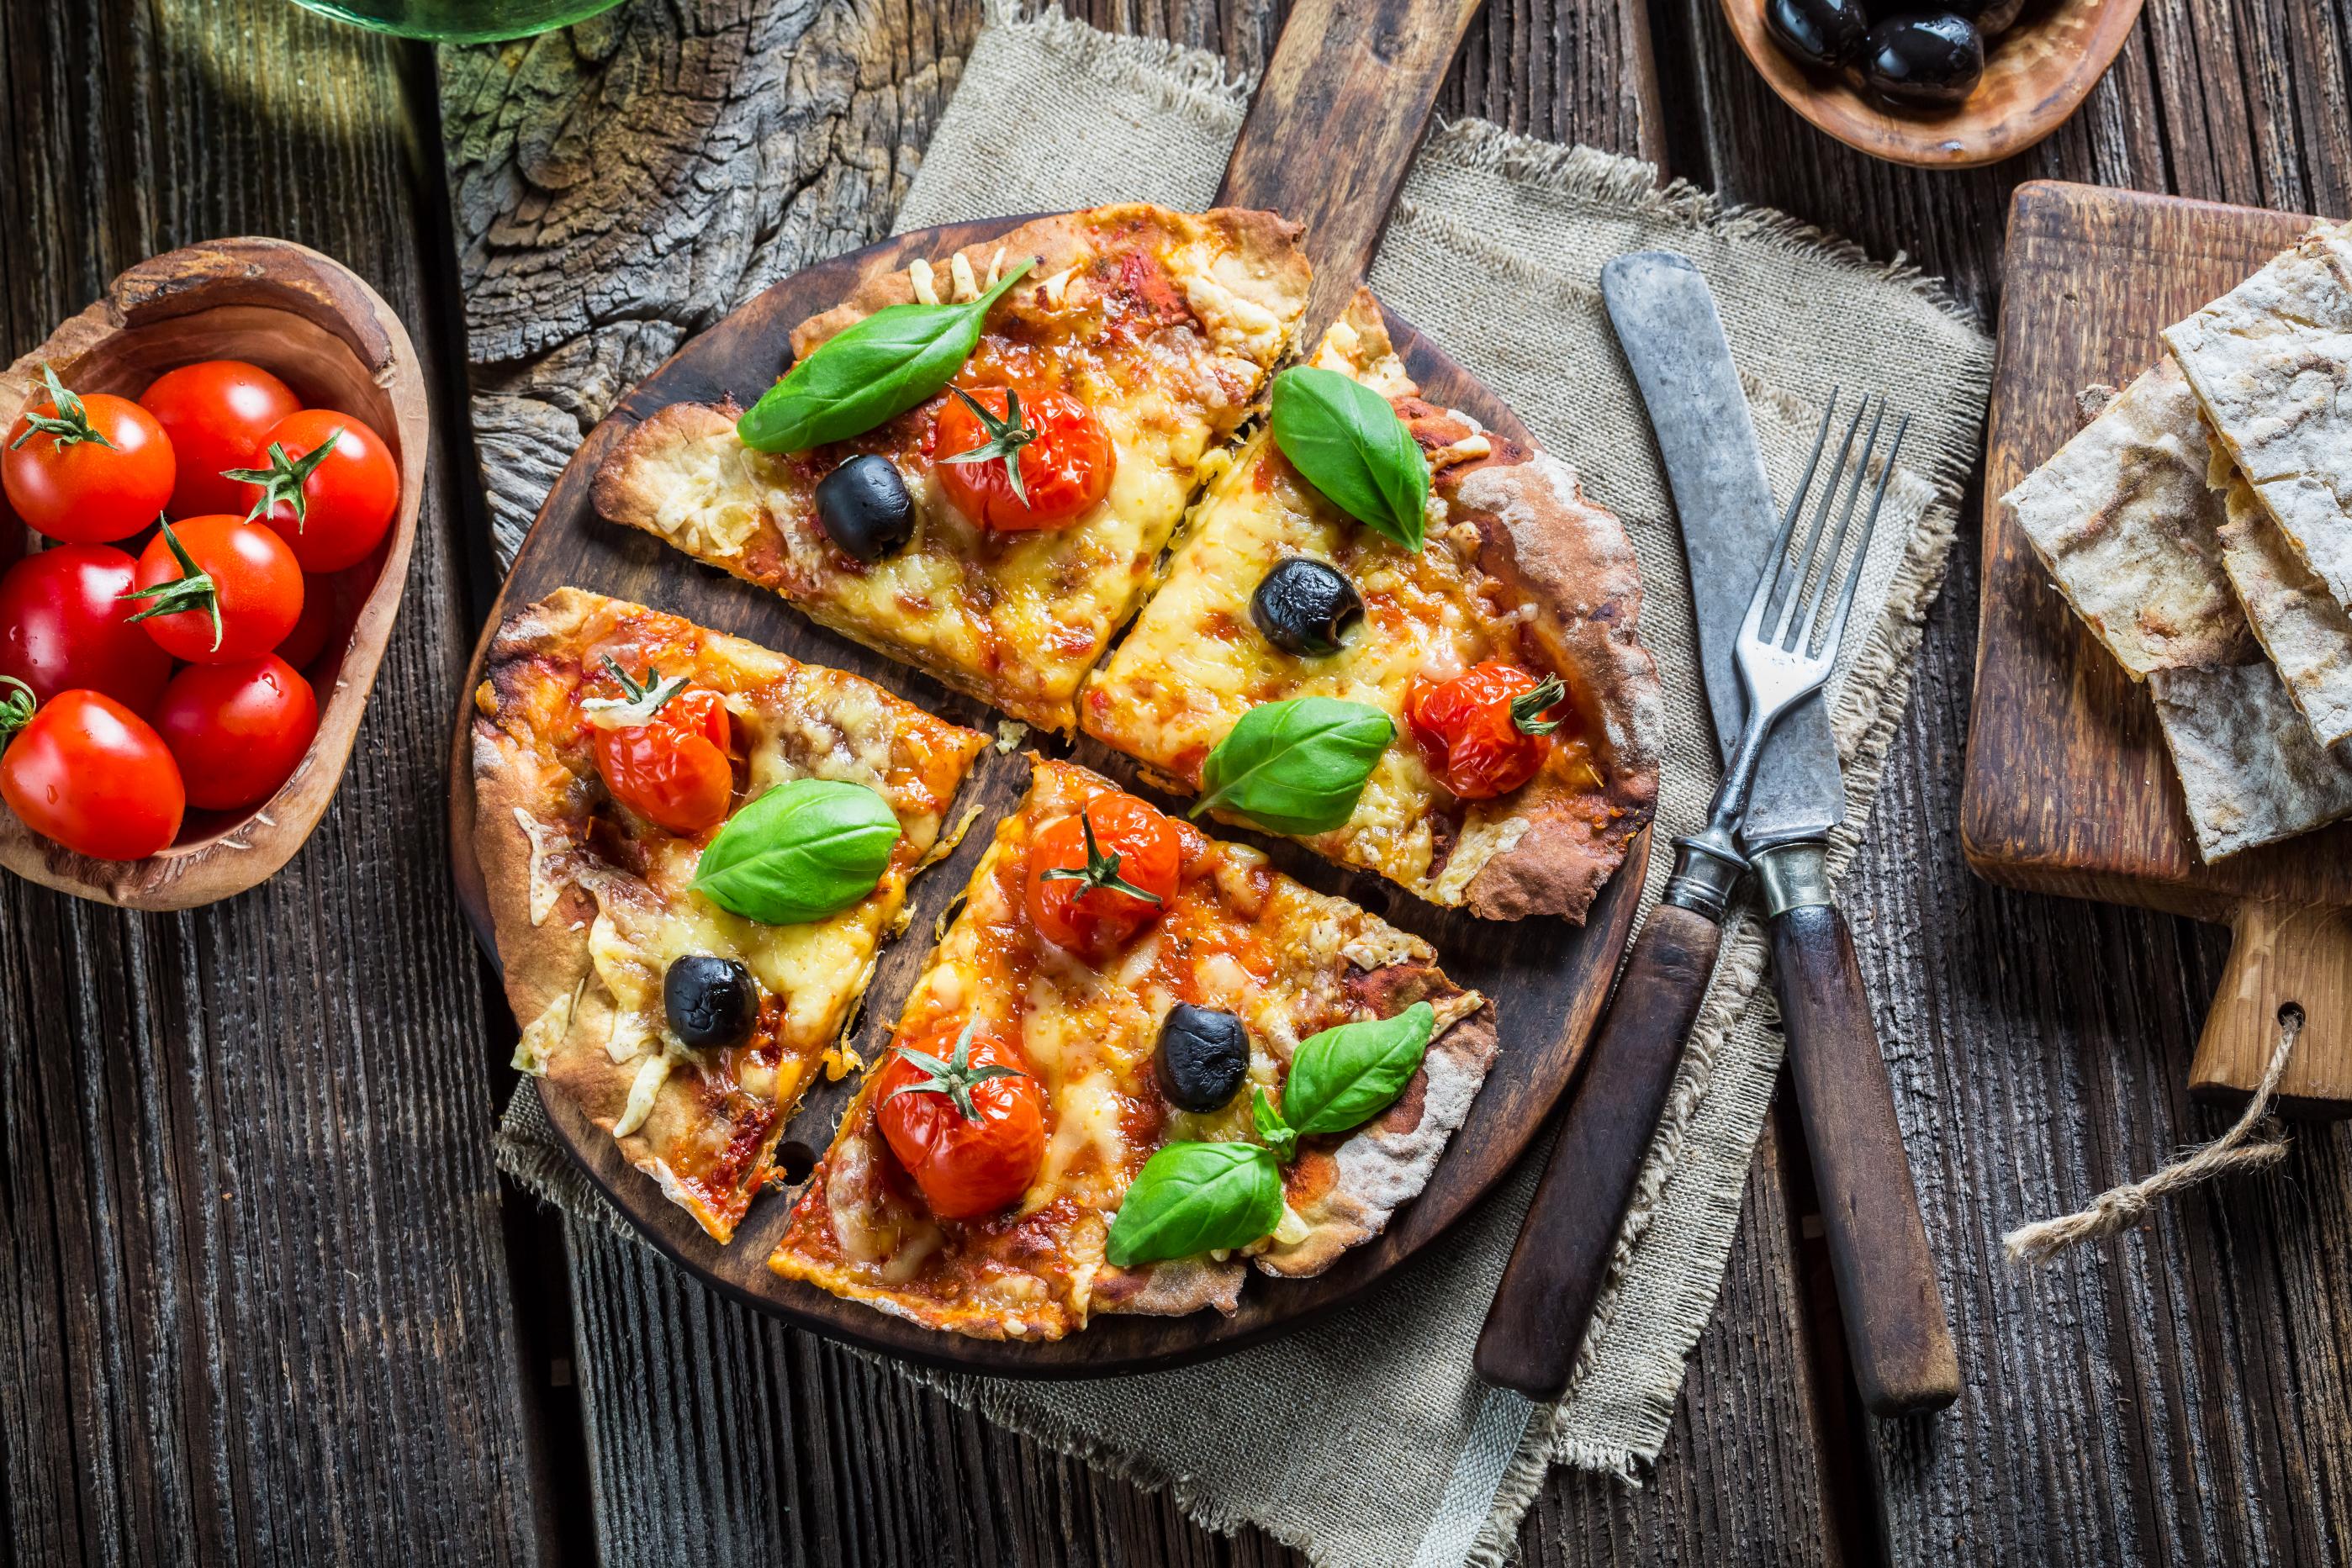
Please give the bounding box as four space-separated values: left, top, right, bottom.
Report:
934 385 1114 531
2 367 175 544
153 656 319 812
587 658 735 833
139 359 301 520
1406 660 1569 800
874 1017 1046 1221
0 682 184 859
0 545 173 711
125 515 303 663
235 408 399 573
1024 790 1181 961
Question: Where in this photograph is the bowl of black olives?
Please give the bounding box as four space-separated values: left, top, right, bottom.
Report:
1724 0 2142 166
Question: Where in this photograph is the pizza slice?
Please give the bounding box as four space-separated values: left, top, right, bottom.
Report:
1080 291 1662 920
767 757 1494 1340
591 204 1313 732
472 588 988 1242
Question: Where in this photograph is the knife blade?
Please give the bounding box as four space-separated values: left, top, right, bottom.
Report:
1599 251 1959 1418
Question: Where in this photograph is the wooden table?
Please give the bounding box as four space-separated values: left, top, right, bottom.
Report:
3 0 2347 1561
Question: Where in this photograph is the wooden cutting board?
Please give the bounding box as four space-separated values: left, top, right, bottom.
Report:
1961 179 2352 1115
444 0 1652 1375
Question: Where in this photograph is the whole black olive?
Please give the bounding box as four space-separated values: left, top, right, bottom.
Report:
1764 0 1873 70
1937 0 2023 33
1858 13 1985 109
1153 1004 1250 1112
814 454 916 562
1250 557 1365 657
663 955 758 1049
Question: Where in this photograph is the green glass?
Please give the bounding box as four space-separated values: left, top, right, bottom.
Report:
289 0 626 43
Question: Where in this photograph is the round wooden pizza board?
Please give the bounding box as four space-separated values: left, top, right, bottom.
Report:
447 0 1653 1375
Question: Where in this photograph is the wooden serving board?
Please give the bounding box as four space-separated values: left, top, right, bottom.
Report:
1961 179 2352 1115
446 0 1652 1376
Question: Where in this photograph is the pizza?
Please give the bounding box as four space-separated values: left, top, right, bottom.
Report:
767 758 1495 1340
472 588 988 1242
591 204 1313 732
1079 292 1662 921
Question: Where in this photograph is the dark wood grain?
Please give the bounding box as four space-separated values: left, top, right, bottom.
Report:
0 1 551 1562
1477 903 1726 1401
1769 901 1957 1418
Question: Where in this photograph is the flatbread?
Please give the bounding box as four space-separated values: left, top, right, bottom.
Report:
2000 357 2254 678
2149 660 2352 859
2211 453 2352 747
2164 219 2352 610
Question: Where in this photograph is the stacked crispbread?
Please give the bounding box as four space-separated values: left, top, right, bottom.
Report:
2002 219 2352 859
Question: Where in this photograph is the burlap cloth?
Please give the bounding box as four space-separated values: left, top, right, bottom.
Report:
490 8 1991 1562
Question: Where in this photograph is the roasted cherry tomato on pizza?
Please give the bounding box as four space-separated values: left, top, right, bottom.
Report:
154 655 320 812
138 359 301 520
0 680 184 860
585 657 736 834
1407 660 1569 801
231 408 399 573
124 515 304 663
875 1017 1046 1221
1024 789 1181 961
934 385 1115 531
0 544 173 711
3 367 175 545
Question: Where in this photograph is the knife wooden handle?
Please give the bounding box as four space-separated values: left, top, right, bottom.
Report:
1474 904 1722 1401
1771 900 1960 1417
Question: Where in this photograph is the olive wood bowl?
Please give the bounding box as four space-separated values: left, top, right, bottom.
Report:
0 238 427 910
1720 0 2145 169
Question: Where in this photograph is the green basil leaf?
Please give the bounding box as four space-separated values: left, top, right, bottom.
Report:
737 259 1034 452
1282 1001 1435 1137
1268 364 1430 551
1191 697 1392 836
691 779 901 925
1104 1140 1283 1267
1251 1086 1298 1164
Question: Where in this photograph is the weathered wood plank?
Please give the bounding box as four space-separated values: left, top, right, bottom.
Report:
440 0 1837 1560
1678 0 2352 1560
0 1 550 1563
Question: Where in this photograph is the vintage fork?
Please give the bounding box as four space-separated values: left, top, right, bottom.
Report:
1475 392 1905 1401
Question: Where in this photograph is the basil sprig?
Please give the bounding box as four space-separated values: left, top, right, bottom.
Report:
1104 1139 1283 1268
1106 1002 1439 1268
737 259 1035 453
1268 365 1430 551
692 779 901 925
1191 697 1392 836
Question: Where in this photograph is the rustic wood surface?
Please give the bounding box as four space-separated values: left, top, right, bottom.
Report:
8 0 2352 1564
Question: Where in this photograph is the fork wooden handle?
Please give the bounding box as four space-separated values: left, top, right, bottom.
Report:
1769 897 1959 1416
1474 904 1722 1400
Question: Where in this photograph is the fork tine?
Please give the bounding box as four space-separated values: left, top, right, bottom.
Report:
1814 414 1906 664
1742 390 1840 643
1769 397 1868 648
1794 399 1885 655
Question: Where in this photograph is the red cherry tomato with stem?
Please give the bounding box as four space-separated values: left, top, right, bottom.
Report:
0 679 184 859
124 515 303 663
154 656 319 813
139 359 301 520
3 366 176 544
874 1016 1047 1221
934 385 1114 531
1406 661 1568 800
1024 790 1180 961
0 544 173 711
232 408 399 572
586 657 736 833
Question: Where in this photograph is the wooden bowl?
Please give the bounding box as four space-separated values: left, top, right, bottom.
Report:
1720 0 2145 169
0 238 426 910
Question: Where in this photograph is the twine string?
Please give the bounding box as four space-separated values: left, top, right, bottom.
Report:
2004 1008 2304 1264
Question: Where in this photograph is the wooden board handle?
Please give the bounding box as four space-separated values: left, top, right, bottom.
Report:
1770 902 1960 1417
1214 0 1486 334
2192 900 2352 1117
1474 904 1721 1401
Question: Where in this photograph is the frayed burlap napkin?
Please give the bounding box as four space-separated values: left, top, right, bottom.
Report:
484 8 1990 1563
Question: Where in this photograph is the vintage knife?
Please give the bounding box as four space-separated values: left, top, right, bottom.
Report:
1596 251 1957 1416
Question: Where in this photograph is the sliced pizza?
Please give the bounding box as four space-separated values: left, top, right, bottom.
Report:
592 204 1313 732
767 757 1494 1340
1080 291 1662 921
472 588 989 1242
